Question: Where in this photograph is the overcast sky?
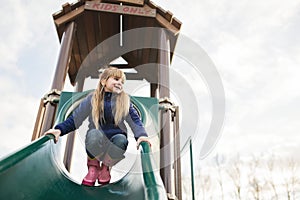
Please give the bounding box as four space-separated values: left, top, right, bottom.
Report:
1 0 300 183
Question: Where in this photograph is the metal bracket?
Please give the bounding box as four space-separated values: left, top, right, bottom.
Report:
167 193 178 200
43 89 61 105
159 97 178 122
159 97 176 112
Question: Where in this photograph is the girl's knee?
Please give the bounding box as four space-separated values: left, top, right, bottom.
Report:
86 129 102 142
85 129 106 147
111 134 128 150
85 129 106 158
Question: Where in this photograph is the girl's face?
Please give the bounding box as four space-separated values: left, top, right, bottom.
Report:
102 76 124 94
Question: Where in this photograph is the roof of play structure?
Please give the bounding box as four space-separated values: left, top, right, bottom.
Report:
52 0 181 85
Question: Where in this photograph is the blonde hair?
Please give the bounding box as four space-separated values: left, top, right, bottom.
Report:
92 67 130 129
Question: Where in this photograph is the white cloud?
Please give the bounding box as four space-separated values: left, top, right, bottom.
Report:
171 0 300 160
0 0 64 157
0 3 28 75
0 91 39 158
0 1 62 73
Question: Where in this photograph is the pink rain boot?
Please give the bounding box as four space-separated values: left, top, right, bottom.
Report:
82 158 100 186
98 163 111 184
98 152 124 184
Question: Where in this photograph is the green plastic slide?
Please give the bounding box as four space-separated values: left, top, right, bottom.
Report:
0 91 167 199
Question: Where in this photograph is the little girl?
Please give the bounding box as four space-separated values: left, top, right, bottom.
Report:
45 67 151 186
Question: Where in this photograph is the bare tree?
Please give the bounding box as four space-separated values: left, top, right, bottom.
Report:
282 158 300 200
248 176 263 200
215 154 225 200
248 155 264 200
183 152 300 199
181 176 192 200
226 155 242 200
197 171 212 200
265 154 278 200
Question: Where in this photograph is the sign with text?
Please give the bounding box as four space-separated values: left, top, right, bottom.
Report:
85 2 156 17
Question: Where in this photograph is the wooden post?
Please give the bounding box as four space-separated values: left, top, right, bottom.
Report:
173 106 182 200
63 78 84 172
158 29 174 198
39 22 76 136
150 83 158 97
32 99 46 141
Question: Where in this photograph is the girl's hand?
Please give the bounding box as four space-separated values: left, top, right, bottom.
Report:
44 129 61 144
136 136 151 150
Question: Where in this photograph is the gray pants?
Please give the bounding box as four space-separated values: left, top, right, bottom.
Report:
85 129 128 166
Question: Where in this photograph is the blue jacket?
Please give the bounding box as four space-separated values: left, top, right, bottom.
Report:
55 92 147 140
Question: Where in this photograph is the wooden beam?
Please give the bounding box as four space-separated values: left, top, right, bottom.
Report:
147 0 157 9
156 14 180 36
147 1 181 33
54 5 85 28
62 3 72 14
171 17 182 30
53 0 86 20
164 11 173 23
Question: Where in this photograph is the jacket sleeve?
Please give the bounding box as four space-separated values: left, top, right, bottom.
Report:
125 103 148 140
54 93 93 136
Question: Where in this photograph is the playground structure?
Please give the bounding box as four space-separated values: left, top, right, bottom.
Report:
0 0 185 199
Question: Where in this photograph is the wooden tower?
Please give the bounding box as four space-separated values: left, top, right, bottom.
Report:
32 0 182 199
